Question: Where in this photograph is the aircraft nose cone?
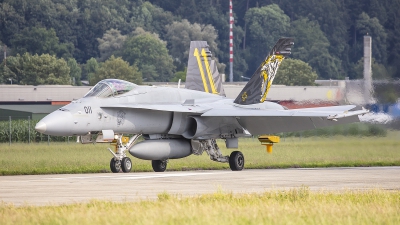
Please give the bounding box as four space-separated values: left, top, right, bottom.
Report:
36 110 73 136
35 121 47 133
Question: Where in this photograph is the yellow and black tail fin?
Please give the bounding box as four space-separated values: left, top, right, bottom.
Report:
234 38 294 105
185 41 225 96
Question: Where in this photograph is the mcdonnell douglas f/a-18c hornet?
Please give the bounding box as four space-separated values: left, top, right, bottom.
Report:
35 38 368 173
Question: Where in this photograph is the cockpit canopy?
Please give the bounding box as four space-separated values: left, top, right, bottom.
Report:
84 79 137 98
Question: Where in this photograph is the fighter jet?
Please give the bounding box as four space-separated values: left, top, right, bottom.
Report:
35 38 368 173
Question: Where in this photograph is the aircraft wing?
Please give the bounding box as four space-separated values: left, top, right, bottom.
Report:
201 106 368 135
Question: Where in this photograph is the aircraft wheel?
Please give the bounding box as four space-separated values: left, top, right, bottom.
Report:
110 158 121 173
152 160 167 172
229 151 244 171
121 157 132 173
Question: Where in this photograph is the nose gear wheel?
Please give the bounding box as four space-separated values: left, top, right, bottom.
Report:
110 158 121 173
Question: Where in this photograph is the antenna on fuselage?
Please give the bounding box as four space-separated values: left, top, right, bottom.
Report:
178 79 181 89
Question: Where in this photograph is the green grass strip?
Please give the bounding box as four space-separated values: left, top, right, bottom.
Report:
1 188 399 225
1 132 400 175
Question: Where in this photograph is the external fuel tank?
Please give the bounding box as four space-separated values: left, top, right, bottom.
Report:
129 139 192 160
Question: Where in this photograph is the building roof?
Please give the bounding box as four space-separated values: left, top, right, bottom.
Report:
0 105 62 113
0 85 91 103
0 83 344 103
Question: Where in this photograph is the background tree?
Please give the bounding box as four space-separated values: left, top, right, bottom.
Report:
355 12 387 64
97 29 127 62
121 28 175 81
84 58 99 85
353 58 390 80
244 4 290 75
165 19 219 71
288 18 341 79
171 68 187 82
91 55 142 84
1 0 400 82
274 59 317 86
1 53 70 85
67 58 82 86
129 1 175 40
11 27 74 59
0 56 19 84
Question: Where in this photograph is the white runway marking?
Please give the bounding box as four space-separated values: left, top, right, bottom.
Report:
44 172 224 180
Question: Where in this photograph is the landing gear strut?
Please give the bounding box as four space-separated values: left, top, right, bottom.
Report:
108 134 141 173
193 139 245 171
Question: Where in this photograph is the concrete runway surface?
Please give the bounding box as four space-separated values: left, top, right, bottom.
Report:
1 167 399 206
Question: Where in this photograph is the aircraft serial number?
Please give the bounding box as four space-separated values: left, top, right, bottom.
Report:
84 106 92 114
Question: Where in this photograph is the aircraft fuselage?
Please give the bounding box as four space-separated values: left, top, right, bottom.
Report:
36 85 225 136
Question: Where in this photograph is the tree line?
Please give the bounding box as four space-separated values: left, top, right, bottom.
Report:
0 0 398 86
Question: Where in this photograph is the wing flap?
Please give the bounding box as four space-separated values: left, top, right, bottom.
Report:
201 105 368 135
238 116 359 135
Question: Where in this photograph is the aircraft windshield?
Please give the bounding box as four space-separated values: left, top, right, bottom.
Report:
84 79 137 98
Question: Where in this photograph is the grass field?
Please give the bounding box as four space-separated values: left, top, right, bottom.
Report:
1 188 399 225
1 131 399 175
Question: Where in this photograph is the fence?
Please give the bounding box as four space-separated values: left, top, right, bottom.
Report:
0 116 76 145
0 116 389 145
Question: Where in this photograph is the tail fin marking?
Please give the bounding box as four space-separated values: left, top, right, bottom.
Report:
201 48 218 94
193 48 210 93
234 38 294 105
186 41 223 95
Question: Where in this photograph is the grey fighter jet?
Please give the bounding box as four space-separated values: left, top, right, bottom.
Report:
35 38 368 173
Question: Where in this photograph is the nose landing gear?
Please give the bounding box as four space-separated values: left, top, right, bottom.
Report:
108 134 141 173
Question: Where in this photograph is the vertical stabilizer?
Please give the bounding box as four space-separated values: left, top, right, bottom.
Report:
210 59 225 96
186 41 225 96
234 38 294 105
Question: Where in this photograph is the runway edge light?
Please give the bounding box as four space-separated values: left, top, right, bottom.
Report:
258 135 280 153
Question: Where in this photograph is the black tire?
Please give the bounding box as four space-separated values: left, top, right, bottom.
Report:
110 158 121 173
121 157 132 173
152 160 167 172
229 151 244 171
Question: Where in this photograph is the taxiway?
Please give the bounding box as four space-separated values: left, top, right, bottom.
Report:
0 167 399 206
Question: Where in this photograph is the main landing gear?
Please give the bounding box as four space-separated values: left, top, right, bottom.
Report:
108 134 141 173
193 139 245 171
229 151 244 171
152 160 168 172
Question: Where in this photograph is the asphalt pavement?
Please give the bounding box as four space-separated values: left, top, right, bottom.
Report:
1 167 399 206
